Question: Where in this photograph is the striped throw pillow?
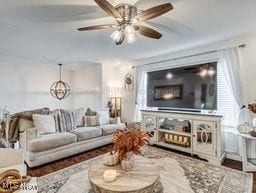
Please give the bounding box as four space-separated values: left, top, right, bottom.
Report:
59 110 75 132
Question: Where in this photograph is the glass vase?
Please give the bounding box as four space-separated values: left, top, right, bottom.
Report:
121 151 135 171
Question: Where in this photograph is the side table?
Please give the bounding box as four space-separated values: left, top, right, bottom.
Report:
237 133 256 172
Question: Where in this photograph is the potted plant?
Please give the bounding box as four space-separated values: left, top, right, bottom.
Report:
112 127 149 171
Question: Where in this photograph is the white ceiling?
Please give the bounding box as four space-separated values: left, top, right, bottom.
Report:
0 0 256 66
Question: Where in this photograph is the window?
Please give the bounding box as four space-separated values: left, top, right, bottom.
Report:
217 62 238 131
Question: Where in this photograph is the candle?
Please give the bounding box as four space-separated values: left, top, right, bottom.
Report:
103 169 118 182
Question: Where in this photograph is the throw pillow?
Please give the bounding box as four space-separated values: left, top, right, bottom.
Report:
110 117 121 124
32 114 56 134
84 115 101 127
49 109 60 132
85 108 97 116
59 110 75 132
97 110 110 125
72 108 85 127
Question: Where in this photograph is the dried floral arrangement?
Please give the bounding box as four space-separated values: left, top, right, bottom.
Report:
248 102 256 114
113 127 150 161
247 102 256 137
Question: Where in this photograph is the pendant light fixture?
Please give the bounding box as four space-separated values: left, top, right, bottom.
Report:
50 64 70 100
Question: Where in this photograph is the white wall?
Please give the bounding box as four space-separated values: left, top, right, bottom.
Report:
71 63 103 110
0 62 72 113
0 62 102 113
240 35 256 104
102 62 135 122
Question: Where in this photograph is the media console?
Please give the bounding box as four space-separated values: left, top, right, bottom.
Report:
141 109 225 165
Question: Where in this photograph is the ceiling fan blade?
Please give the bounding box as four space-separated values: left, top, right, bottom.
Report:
78 24 114 31
134 3 173 22
116 33 125 45
137 25 162 39
95 0 123 19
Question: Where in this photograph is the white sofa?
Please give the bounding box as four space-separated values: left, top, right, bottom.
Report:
18 109 126 167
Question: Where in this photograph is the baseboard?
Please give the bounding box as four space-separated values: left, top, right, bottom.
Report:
226 153 242 162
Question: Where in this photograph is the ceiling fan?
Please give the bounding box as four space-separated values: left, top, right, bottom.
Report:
77 0 173 45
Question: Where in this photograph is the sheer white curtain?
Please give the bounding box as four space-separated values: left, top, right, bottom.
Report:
218 47 252 126
134 65 147 122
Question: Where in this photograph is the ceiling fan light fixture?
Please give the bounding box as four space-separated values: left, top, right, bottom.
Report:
111 30 122 41
125 25 135 36
127 34 136 44
130 18 138 24
78 0 173 45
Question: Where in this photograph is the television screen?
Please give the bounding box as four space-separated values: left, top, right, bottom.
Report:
146 62 217 110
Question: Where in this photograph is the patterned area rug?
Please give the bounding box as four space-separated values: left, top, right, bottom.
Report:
38 146 252 193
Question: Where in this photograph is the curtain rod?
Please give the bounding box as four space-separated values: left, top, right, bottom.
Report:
136 43 246 67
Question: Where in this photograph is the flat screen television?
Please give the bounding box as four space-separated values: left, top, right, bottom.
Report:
146 62 217 111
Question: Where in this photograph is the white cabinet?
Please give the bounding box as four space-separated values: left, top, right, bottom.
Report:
142 114 157 142
192 121 216 156
141 110 224 165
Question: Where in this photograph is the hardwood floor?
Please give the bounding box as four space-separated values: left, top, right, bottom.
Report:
27 145 256 192
27 144 113 177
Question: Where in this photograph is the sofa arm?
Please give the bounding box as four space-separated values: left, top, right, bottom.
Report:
22 128 39 152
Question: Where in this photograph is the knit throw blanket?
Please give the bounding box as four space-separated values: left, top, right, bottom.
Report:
8 108 50 143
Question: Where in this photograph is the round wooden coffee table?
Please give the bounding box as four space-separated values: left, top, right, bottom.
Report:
88 156 159 193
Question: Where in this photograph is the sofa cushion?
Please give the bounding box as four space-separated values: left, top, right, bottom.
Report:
97 110 110 125
70 127 102 141
98 123 126 135
110 117 121 124
28 132 77 152
32 114 56 134
72 108 85 127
